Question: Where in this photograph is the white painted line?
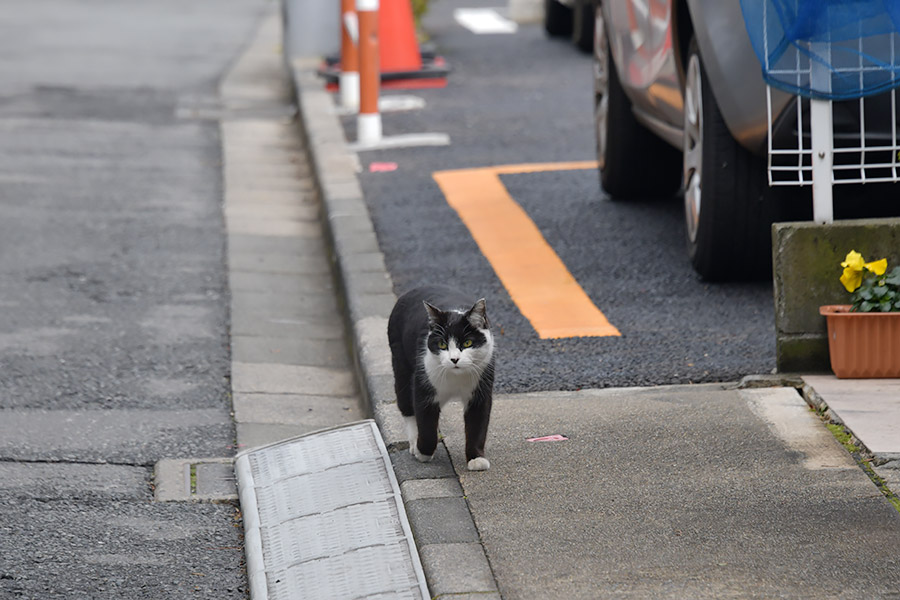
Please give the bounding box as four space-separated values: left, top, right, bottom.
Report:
454 8 518 34
349 131 451 152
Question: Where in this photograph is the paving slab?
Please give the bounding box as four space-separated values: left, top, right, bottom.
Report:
438 385 900 599
228 271 334 295
803 375 900 461
0 462 148 500
0 408 233 464
231 362 356 397
231 336 350 367
232 392 362 425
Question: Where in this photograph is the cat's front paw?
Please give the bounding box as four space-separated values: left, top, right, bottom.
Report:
467 457 490 471
411 445 434 463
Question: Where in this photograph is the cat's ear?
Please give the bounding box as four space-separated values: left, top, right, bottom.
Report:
466 298 489 329
423 301 446 327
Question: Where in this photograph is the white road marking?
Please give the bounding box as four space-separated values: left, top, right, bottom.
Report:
453 8 518 34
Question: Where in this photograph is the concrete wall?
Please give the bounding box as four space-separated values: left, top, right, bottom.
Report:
772 218 900 373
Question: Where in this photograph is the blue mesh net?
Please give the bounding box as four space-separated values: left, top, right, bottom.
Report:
740 0 900 100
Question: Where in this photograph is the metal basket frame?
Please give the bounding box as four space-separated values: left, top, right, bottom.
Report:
761 2 900 222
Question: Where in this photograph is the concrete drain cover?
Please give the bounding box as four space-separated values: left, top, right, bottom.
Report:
154 457 238 502
235 420 429 600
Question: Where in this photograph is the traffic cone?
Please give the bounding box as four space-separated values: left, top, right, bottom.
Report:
320 0 449 90
379 0 422 74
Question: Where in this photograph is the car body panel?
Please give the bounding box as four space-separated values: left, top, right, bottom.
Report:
603 0 793 154
603 0 683 130
686 0 791 152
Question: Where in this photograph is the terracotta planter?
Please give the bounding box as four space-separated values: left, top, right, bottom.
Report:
819 305 900 378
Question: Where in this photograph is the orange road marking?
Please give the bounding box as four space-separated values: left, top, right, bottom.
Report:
433 161 621 339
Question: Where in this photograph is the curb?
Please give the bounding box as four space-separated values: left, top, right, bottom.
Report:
288 58 501 599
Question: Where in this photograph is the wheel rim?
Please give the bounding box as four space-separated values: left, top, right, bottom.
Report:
593 7 609 169
683 54 703 245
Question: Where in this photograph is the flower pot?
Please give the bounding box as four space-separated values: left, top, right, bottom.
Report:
819 305 900 378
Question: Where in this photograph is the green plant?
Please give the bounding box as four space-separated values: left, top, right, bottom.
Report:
839 250 900 312
410 0 429 27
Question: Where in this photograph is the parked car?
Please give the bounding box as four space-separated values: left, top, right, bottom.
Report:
544 0 594 52
592 0 900 280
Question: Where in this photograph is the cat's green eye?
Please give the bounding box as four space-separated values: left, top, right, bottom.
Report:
438 341 448 350
462 339 474 348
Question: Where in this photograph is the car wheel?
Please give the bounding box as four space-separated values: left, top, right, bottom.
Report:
571 0 594 53
595 4 681 199
544 0 573 37
683 38 776 281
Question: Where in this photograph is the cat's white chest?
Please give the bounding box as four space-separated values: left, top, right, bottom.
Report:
423 352 480 406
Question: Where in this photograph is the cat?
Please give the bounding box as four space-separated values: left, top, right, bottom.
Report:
387 285 495 471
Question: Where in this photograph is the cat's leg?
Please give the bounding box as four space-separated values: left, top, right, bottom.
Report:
392 358 419 452
392 354 415 417
464 387 493 471
403 415 418 453
412 380 440 462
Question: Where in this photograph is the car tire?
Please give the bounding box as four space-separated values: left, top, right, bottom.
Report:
571 0 594 53
682 38 777 281
595 4 681 199
544 0 573 37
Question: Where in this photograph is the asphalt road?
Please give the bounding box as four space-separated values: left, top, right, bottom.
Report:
343 0 776 392
0 2 265 597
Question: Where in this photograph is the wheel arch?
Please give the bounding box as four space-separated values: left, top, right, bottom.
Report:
682 0 772 153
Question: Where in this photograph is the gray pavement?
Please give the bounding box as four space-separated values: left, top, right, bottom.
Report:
0 1 266 597
285 7 900 600
441 386 900 598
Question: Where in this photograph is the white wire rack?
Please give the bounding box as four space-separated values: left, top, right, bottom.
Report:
767 89 900 186
762 5 900 223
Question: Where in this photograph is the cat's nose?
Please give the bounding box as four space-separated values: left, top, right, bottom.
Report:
450 357 459 364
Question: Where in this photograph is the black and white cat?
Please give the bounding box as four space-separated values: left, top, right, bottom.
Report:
387 285 495 471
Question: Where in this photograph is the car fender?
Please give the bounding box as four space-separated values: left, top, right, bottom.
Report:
684 0 791 153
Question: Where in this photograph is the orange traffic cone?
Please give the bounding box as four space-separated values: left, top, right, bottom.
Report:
379 0 421 74
320 0 449 91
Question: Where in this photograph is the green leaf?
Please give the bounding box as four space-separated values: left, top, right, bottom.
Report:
859 300 876 312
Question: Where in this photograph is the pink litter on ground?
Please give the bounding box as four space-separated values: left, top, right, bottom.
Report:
526 434 568 442
369 161 398 172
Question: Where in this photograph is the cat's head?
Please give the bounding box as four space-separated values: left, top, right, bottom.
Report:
422 298 493 371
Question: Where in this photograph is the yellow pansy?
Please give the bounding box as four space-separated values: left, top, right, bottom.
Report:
839 250 888 292
841 250 864 270
840 266 862 292
866 258 887 276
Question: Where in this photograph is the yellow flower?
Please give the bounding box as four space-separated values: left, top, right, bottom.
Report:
866 258 887 276
839 250 888 292
840 251 865 291
841 250 864 270
841 266 862 292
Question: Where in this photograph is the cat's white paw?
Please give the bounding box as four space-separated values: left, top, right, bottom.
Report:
411 445 434 463
467 457 490 471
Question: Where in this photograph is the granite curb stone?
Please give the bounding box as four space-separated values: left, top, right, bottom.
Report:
289 58 499 598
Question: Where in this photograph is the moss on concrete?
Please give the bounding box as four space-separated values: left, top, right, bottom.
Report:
776 335 832 373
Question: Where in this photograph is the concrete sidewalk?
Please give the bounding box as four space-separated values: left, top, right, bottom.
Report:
283 22 900 600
